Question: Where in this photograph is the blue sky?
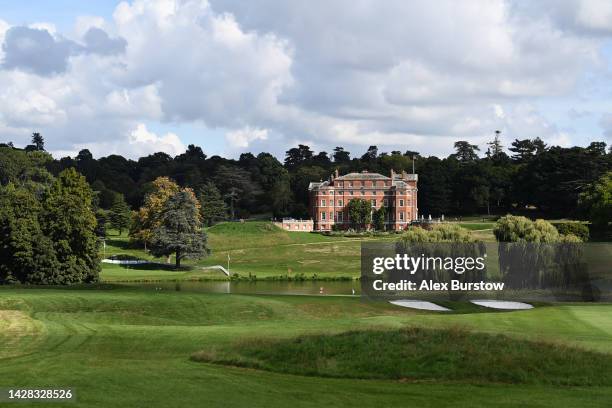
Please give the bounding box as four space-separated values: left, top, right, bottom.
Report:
0 0 611 160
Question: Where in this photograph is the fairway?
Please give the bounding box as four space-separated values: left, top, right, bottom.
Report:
1 287 611 407
100 221 497 282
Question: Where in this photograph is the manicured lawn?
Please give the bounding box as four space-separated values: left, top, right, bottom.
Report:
0 287 611 407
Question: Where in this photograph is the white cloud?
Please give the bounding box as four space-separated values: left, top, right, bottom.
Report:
225 126 268 148
128 123 185 155
0 0 609 158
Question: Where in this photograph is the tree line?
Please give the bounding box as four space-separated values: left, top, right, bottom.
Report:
2 133 611 225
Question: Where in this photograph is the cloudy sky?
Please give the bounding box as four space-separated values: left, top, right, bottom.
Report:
0 0 611 159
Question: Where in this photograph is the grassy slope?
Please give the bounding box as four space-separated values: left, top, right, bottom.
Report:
195 327 612 385
102 222 402 281
101 221 498 282
0 288 611 407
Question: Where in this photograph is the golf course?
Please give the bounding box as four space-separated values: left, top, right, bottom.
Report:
1 221 612 407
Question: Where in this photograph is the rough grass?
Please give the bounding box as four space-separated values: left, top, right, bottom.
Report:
192 327 612 385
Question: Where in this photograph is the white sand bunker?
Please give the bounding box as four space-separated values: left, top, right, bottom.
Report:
389 300 450 311
470 300 533 310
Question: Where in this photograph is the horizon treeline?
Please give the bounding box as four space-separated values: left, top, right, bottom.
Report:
1 135 611 221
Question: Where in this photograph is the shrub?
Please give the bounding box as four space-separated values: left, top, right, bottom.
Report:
493 215 582 242
400 224 475 243
552 222 589 242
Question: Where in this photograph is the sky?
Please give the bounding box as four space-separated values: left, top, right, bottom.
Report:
0 0 611 160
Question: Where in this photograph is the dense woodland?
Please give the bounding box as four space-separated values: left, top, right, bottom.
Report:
1 134 611 222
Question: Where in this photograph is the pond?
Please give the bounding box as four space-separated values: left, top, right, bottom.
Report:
115 280 361 296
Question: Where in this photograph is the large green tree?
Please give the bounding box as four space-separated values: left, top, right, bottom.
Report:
579 171 612 231
347 198 372 231
0 184 59 284
150 190 210 268
41 168 100 283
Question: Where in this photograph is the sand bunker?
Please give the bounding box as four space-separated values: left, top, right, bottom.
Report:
470 300 534 310
389 300 451 311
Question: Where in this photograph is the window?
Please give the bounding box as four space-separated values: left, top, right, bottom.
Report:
338 212 344 222
349 182 353 187
321 212 326 220
330 200 334 206
321 199 326 206
383 199 388 207
338 182 343 187
338 199 343 206
349 191 354 195
372 199 377 207
399 199 404 207
360 191 365 195
400 212 405 221
329 212 333 220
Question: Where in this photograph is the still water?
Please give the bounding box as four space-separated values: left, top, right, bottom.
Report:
117 280 360 296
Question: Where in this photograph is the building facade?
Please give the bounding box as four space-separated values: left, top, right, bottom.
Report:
308 169 418 231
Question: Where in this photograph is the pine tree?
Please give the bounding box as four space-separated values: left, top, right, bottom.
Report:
109 193 132 235
150 190 210 268
31 132 45 151
452 141 480 162
197 182 227 226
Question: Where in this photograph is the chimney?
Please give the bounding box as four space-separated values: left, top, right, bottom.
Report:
335 168 339 179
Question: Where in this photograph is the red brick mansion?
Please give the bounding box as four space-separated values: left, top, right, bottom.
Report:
308 169 418 231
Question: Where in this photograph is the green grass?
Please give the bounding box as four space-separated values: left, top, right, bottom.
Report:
101 222 400 281
457 222 495 231
194 327 612 385
1 287 612 407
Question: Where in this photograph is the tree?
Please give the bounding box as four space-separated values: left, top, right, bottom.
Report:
198 181 227 226
109 193 131 235
332 147 350 163
150 190 210 268
372 206 386 231
284 144 313 169
508 138 546 162
214 165 260 219
31 132 45 151
0 184 59 284
452 141 480 162
493 215 568 242
131 177 180 247
486 131 507 161
579 171 612 231
347 198 372 231
41 168 100 283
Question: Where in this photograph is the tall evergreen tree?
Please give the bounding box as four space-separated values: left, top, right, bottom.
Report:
109 193 131 235
452 141 480 162
198 181 227 226
31 132 45 151
150 190 210 268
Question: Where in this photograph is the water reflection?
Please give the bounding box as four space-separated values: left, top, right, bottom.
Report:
117 280 360 296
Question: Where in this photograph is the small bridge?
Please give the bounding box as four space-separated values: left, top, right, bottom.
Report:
200 265 231 276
